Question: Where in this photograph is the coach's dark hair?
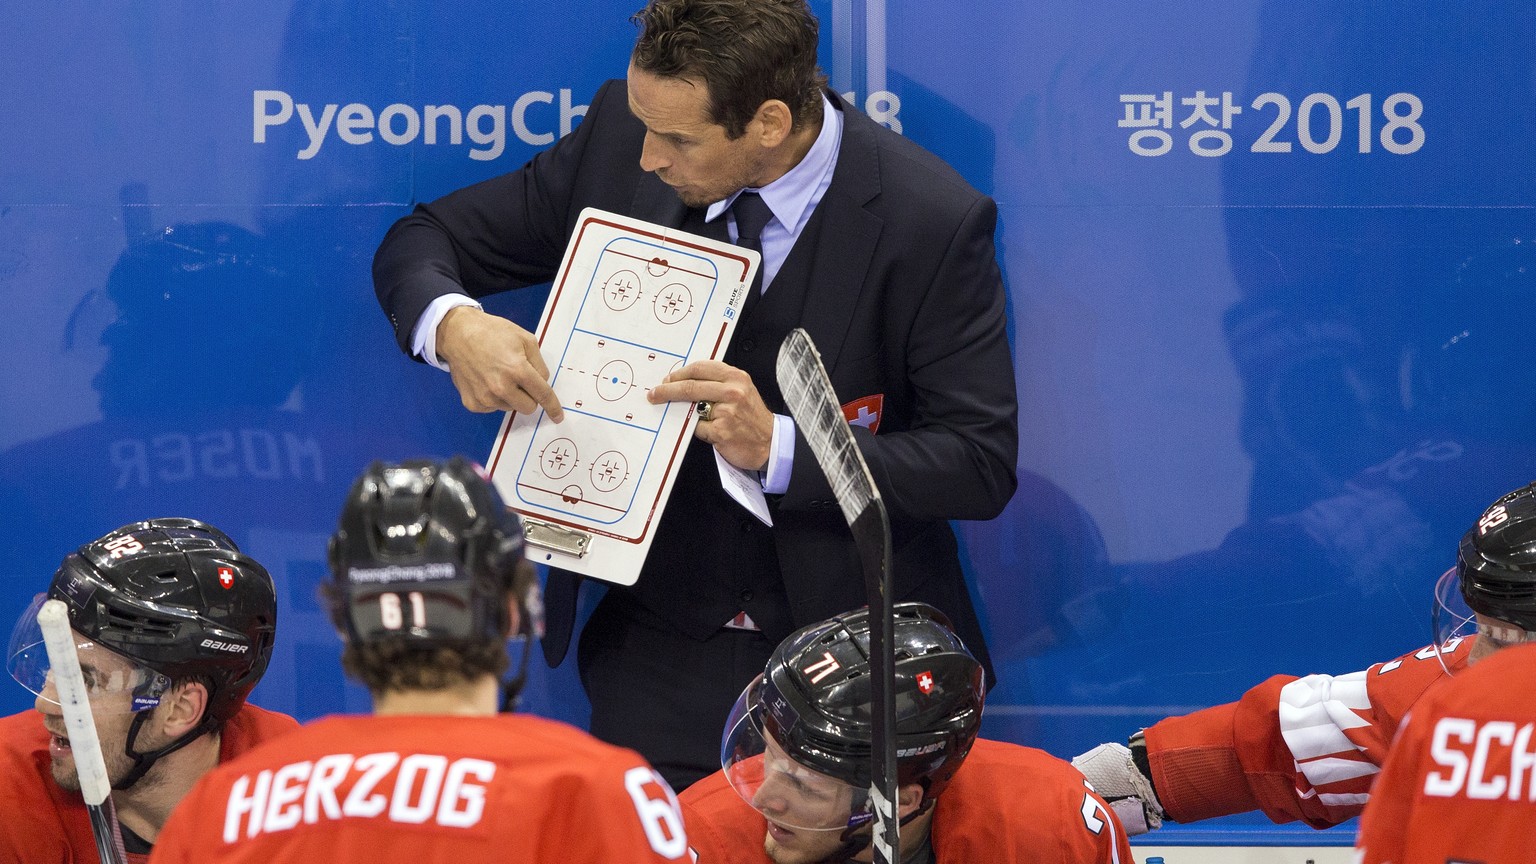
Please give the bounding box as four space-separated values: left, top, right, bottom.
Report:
631 0 828 138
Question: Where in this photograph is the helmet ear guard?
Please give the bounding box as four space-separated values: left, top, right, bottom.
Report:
47 518 276 727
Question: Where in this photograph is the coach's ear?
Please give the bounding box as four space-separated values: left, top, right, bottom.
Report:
750 99 794 149
157 680 211 737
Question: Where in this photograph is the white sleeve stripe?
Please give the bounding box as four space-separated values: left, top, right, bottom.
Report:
1278 671 1372 711
1281 722 1361 761
1317 791 1371 806
1294 756 1381 785
1279 671 1377 762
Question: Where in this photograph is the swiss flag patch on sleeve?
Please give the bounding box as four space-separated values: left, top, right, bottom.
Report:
841 395 884 433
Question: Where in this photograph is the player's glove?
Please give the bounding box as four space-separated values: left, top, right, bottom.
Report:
1071 733 1164 835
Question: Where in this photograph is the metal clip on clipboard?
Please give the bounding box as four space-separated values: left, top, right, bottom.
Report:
523 519 592 559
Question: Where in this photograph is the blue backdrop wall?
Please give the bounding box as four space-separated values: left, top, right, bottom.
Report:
3 1 1533 847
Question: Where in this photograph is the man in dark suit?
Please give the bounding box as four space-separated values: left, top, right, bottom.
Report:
373 0 1017 790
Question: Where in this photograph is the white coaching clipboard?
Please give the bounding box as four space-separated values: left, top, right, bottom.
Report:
486 207 759 585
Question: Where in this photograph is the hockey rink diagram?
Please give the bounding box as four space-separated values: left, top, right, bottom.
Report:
487 210 756 583
514 235 720 523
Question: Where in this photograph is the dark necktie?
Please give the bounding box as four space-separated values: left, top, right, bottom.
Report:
731 191 773 312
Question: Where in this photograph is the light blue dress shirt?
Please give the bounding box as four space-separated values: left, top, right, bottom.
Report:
704 93 843 494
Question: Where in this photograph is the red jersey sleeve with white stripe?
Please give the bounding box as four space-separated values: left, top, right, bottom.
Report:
149 713 687 864
1142 636 1474 828
680 739 1132 864
1355 642 1536 864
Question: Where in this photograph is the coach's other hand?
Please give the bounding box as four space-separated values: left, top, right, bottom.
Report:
649 360 773 471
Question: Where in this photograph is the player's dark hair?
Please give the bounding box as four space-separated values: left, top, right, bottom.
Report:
631 0 827 138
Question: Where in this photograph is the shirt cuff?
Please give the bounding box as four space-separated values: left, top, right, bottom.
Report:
412 294 482 371
761 414 796 495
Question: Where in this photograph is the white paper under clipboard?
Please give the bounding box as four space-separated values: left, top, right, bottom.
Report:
486 207 759 585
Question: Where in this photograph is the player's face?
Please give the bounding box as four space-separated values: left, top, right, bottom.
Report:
32 637 165 792
628 64 767 209
752 738 867 864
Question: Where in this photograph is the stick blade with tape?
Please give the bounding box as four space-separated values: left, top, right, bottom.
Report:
38 599 128 864
776 327 899 864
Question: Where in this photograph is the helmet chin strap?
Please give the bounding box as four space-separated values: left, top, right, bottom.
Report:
112 710 208 791
498 632 535 713
822 800 932 864
497 657 530 713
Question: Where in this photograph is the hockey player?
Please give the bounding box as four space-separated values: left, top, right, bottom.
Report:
150 456 688 863
1 519 294 862
1354 641 1536 863
681 602 1132 864
1073 479 1536 835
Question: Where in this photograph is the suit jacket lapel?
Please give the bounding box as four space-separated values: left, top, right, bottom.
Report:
798 96 882 375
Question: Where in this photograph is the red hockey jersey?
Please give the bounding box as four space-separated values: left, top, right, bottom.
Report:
1143 636 1474 827
0 704 298 864
1356 641 1536 863
148 713 687 863
680 738 1132 863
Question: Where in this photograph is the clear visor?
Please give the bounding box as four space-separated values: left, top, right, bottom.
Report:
1431 567 1476 675
721 678 871 833
6 594 169 713
1433 566 1477 651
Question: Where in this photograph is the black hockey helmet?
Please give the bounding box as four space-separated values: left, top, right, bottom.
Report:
1434 480 1536 666
721 602 984 832
7 518 277 788
19 518 275 720
326 456 538 649
1457 480 1536 634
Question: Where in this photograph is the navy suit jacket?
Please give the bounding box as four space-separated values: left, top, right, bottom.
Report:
374 80 1018 681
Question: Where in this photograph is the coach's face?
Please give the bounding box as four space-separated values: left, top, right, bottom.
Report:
628 63 772 209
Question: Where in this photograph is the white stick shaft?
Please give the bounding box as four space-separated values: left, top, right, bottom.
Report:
37 599 115 806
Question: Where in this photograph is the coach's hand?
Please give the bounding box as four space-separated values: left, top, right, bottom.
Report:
436 306 564 421
649 360 773 471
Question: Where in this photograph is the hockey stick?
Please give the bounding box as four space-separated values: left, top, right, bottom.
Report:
38 599 128 864
775 328 898 864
